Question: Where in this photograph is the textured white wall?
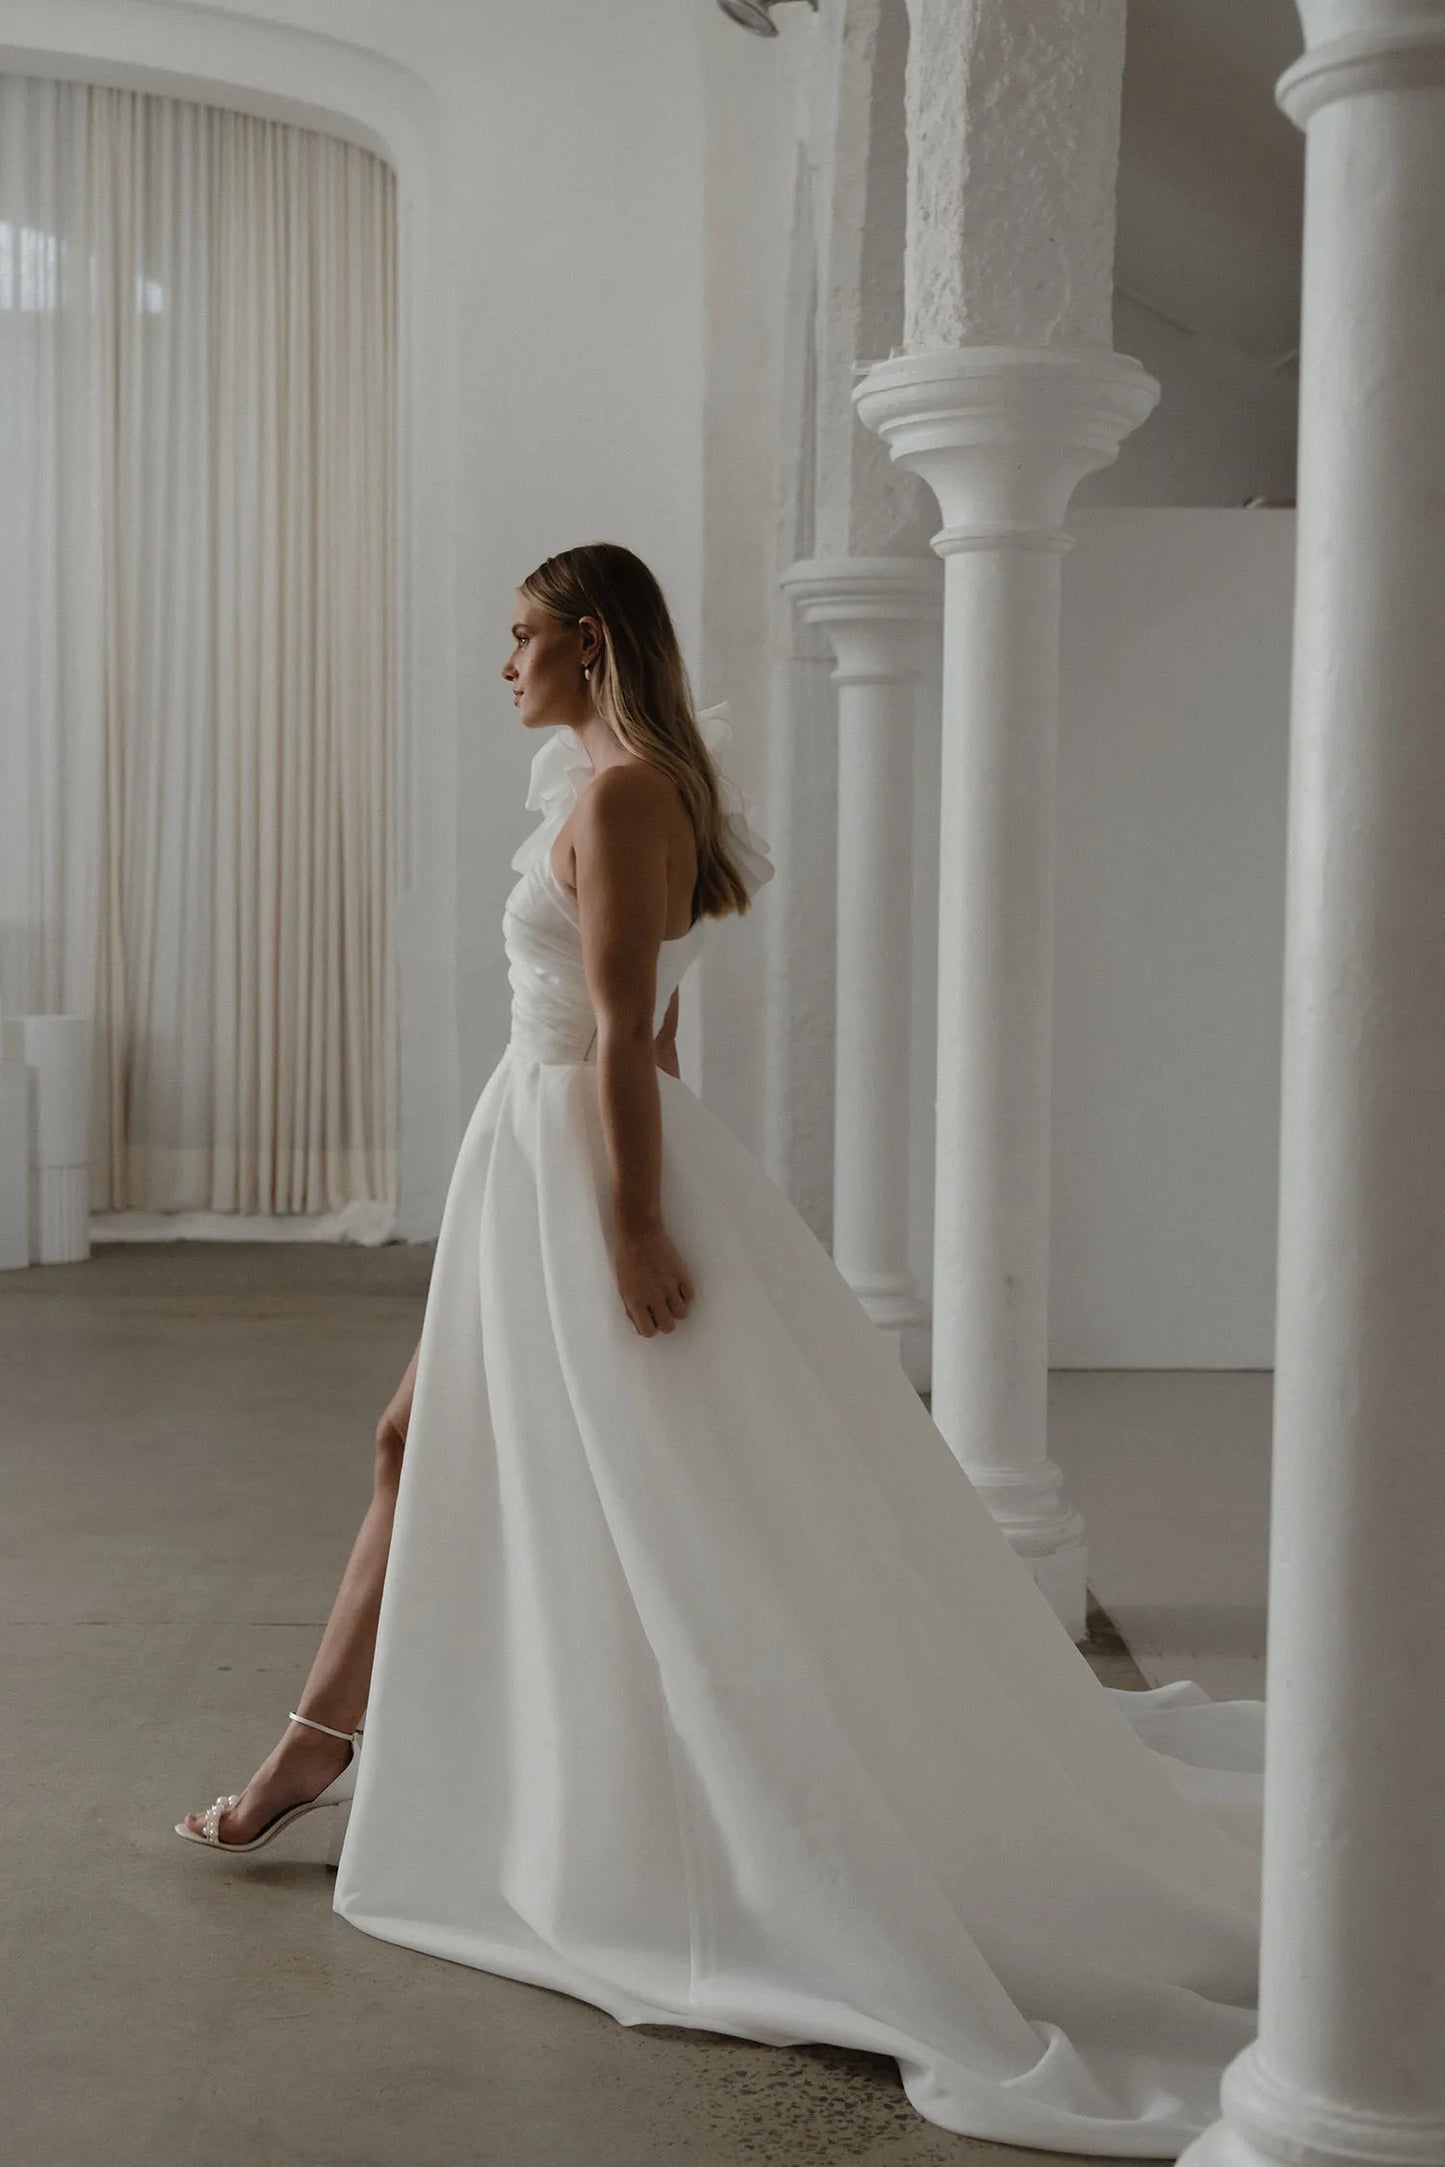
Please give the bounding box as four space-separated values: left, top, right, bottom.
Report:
901 0 1125 350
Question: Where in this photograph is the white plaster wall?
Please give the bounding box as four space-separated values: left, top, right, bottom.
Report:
1 0 710 1238
901 510 1293 1378
1049 508 1294 1367
698 8 799 1148
759 142 841 1230
1080 290 1298 507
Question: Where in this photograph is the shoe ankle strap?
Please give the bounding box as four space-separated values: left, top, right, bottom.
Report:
288 1708 358 1743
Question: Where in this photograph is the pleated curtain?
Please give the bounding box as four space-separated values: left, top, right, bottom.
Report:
0 75 397 1218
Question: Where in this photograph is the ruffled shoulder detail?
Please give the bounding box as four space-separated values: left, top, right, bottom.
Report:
695 701 776 903
508 703 774 903
509 727 594 875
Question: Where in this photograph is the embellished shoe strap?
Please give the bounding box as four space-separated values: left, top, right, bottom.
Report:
288 1708 358 1743
201 1793 239 1844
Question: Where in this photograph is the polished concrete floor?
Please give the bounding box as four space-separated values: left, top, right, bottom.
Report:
4 1242 1173 2167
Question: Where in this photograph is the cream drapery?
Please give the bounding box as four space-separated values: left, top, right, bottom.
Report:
0 75 397 1220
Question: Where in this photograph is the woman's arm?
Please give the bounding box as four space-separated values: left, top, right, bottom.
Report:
570 773 694 1335
655 984 681 1078
378 1334 422 1446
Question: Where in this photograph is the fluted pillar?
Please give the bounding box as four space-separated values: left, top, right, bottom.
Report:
780 557 942 1361
1180 8 1445 2166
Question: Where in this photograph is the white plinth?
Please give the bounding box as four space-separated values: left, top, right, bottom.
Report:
0 1014 92 1263
0 1061 29 1270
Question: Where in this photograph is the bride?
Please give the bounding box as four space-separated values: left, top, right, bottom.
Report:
175 540 1264 2156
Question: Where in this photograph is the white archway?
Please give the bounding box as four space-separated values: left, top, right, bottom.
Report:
1 0 462 1234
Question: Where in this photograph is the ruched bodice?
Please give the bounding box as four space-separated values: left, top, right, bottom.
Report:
502 848 705 1065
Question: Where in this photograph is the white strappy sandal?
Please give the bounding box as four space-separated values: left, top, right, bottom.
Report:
173 1709 363 1862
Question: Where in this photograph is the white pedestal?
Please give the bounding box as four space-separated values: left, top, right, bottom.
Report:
0 1013 92 1263
0 1059 30 1270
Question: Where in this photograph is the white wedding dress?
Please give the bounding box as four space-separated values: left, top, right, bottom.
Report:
333 704 1265 2156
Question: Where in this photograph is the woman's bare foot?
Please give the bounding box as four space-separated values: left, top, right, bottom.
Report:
180 1716 355 1845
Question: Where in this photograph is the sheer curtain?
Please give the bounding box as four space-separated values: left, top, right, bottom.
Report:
0 75 397 1227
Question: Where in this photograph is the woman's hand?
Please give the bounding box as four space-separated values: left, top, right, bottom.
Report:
616 1219 695 1337
378 1334 422 1442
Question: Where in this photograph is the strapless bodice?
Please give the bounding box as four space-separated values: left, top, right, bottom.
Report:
500 709 774 1067
502 846 706 1066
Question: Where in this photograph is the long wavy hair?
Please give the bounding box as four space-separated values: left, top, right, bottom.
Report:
519 542 758 922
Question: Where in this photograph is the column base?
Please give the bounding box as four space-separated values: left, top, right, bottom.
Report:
1179 2114 1276 2167
1024 1532 1088 1644
847 1269 930 1334
859 1293 926 1374
874 1324 904 1371
966 1458 1089 1641
1181 2044 1445 2167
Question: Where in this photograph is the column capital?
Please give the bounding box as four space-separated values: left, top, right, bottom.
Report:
1277 3 1445 128
780 557 943 684
780 555 944 623
851 345 1159 556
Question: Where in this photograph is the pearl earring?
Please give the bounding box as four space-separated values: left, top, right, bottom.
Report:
583 664 591 681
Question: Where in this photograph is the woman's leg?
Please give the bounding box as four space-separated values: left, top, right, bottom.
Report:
180 1337 422 1844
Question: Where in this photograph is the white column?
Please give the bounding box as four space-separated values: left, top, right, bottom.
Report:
781 558 942 1362
847 0 1151 1639
1180 9 1445 2167
853 354 1154 1639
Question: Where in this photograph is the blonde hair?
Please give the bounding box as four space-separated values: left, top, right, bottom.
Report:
520 541 757 922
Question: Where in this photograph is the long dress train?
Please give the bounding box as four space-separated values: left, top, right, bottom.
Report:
333 704 1265 2156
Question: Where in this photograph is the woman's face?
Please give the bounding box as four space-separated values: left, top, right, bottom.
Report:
502 591 598 729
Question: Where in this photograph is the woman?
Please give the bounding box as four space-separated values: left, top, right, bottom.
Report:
176 542 1265 2156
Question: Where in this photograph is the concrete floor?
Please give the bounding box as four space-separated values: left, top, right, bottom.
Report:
3 1243 1156 2167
